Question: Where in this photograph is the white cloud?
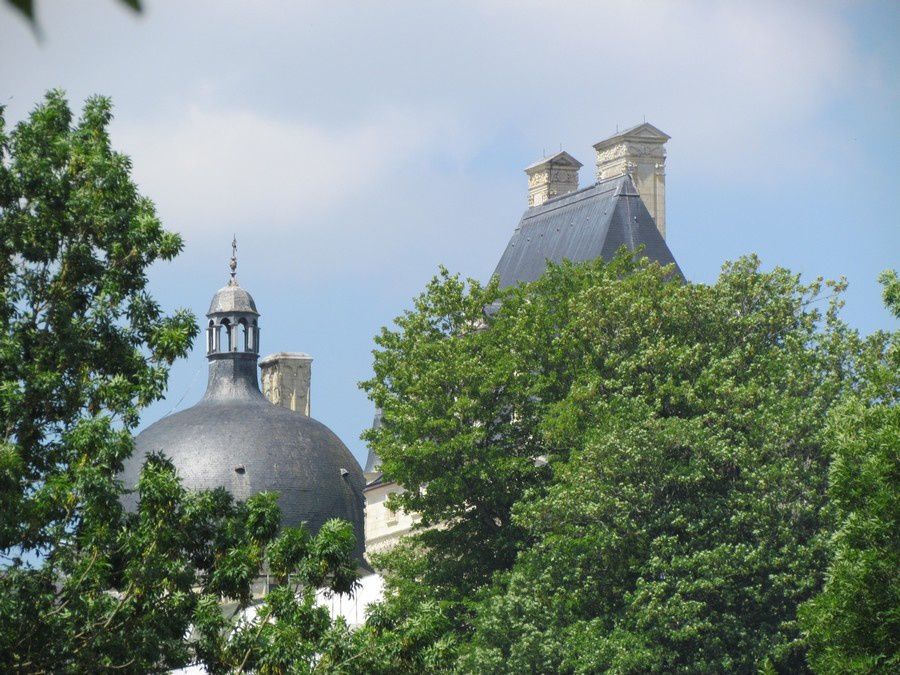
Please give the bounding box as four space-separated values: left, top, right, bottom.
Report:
98 0 862 283
3 0 877 279
458 0 857 175
4 0 895 459
113 104 455 236
7 0 865 211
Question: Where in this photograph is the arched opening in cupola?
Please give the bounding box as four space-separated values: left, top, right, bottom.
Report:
239 318 249 352
221 318 232 351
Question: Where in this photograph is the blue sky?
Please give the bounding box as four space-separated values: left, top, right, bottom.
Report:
2 0 898 467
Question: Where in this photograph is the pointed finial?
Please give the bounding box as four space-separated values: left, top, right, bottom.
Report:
229 235 238 284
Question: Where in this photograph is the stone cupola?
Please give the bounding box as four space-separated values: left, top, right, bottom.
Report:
205 238 260 358
593 123 670 238
525 151 582 208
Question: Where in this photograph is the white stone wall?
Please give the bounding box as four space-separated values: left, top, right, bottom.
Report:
528 166 579 207
525 151 582 208
172 575 387 673
364 481 419 556
316 572 385 628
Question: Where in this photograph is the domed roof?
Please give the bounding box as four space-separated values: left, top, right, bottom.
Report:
208 281 259 315
123 356 365 558
123 261 365 559
122 364 365 553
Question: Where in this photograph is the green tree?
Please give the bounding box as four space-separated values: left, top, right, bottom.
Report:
0 91 358 673
799 271 899 674
360 252 883 672
363 268 529 598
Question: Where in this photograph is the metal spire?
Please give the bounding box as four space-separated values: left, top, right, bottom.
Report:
229 235 238 284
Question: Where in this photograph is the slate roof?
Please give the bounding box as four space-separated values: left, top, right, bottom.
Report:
364 409 383 475
492 173 682 288
122 355 366 560
208 282 259 315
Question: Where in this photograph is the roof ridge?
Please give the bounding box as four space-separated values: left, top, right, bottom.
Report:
522 174 629 220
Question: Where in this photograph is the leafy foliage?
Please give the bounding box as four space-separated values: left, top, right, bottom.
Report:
194 517 359 675
339 539 462 673
0 92 358 672
360 251 890 672
799 271 899 673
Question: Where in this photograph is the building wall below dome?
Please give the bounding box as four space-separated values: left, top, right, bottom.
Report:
364 480 419 557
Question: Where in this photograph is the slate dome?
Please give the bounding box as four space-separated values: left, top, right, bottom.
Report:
122 263 365 558
208 283 259 315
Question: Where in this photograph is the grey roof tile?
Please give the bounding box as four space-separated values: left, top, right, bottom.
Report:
492 174 682 288
364 409 383 475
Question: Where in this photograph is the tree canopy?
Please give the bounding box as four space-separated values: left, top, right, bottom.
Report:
0 91 358 673
358 252 895 673
798 272 899 673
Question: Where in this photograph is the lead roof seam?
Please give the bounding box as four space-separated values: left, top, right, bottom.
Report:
522 181 622 221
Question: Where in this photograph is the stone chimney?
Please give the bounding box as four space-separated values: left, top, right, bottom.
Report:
593 123 670 238
259 352 312 416
525 151 582 208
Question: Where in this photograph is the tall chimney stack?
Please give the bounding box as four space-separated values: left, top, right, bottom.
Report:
259 352 312 416
593 123 669 238
525 151 582 208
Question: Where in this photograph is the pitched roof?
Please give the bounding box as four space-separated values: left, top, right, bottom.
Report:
364 409 383 477
492 174 681 288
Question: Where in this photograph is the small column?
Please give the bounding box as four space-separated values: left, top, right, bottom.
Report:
259 352 312 416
